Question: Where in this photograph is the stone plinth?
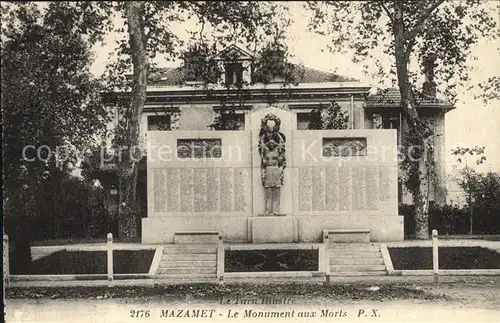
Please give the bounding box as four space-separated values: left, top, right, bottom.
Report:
298 215 403 242
323 229 370 243
251 216 297 243
174 231 220 244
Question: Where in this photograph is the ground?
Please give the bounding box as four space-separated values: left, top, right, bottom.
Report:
5 276 500 322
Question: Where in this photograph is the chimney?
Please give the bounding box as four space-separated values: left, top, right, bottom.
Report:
422 53 437 97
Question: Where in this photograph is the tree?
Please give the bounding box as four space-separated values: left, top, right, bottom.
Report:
68 2 292 241
308 101 349 130
209 104 244 131
1 3 109 265
471 172 500 234
451 145 487 234
307 1 498 239
207 39 304 130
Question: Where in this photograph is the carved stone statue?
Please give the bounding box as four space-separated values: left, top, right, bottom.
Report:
259 114 286 216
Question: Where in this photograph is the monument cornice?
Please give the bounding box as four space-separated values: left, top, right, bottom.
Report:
105 85 370 106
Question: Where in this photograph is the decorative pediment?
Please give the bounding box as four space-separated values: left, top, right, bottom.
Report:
215 44 253 61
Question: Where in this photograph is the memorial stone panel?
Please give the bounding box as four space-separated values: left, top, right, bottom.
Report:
365 166 378 210
152 167 248 214
206 168 220 212
296 165 394 212
325 167 339 211
311 167 326 211
153 169 166 213
298 168 313 212
338 166 352 211
220 168 234 212
166 168 180 212
234 169 246 212
379 167 391 201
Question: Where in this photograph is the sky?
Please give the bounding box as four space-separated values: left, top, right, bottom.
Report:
90 2 500 174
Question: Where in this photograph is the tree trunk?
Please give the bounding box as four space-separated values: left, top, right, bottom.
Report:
118 1 148 242
393 1 430 239
118 163 139 241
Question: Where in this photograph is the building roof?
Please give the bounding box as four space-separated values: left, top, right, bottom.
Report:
365 88 454 109
146 65 358 86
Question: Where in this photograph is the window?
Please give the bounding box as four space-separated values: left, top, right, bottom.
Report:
372 112 400 130
372 112 401 144
233 113 245 130
148 115 171 131
225 62 243 86
296 112 311 130
211 106 247 130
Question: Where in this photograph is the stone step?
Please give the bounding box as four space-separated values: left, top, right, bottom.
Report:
159 260 217 268
157 267 217 274
328 271 387 277
330 265 386 272
329 251 382 258
328 244 380 251
162 246 217 254
164 254 217 261
159 268 217 273
155 273 217 279
330 258 384 265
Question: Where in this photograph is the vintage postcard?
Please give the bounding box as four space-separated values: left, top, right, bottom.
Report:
3 1 500 322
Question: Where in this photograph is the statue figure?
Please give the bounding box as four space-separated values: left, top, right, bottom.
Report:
259 114 286 216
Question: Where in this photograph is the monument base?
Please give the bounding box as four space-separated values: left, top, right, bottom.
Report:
256 213 287 217
251 216 297 243
141 214 403 244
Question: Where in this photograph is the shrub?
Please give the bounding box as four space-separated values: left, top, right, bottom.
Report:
400 198 500 236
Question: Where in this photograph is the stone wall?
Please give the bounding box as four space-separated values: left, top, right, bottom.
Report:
290 129 403 241
143 118 404 243
143 130 252 243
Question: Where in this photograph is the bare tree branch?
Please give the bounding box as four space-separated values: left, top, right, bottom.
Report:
379 2 394 24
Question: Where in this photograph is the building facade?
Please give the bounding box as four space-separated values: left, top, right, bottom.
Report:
101 45 455 236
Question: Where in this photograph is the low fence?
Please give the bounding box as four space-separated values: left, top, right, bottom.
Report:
4 230 500 286
4 235 9 287
4 233 158 287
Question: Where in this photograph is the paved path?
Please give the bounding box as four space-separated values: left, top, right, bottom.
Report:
7 274 500 288
5 279 500 323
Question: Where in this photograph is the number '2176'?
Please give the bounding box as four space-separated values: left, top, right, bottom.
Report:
130 310 151 318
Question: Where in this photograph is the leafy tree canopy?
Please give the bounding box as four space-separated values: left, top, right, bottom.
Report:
2 3 108 188
306 0 498 105
308 101 349 130
1 3 111 251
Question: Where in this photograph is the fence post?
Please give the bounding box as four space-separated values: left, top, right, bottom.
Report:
216 233 224 284
4 235 9 287
107 233 113 282
323 231 330 284
432 229 439 284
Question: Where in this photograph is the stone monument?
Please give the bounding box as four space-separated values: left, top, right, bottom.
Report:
143 105 403 244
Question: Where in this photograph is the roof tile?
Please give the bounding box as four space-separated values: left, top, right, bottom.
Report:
145 65 358 86
365 88 453 108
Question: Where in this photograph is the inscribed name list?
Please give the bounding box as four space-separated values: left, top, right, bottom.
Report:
152 168 247 213
297 166 391 212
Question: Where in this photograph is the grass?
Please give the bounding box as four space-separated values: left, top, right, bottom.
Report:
31 239 107 246
24 250 155 275
389 247 500 270
225 249 318 272
5 283 447 301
